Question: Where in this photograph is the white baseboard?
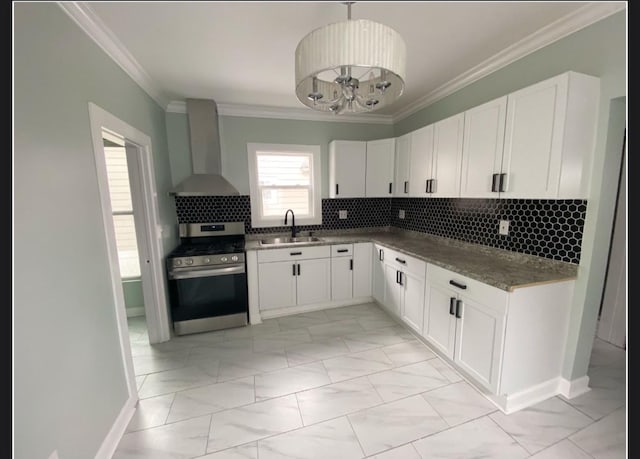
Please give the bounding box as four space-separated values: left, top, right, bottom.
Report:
94 394 137 459
259 297 374 320
126 307 145 318
558 375 591 399
487 378 566 414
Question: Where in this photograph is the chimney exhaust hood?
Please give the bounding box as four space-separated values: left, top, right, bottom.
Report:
169 99 240 196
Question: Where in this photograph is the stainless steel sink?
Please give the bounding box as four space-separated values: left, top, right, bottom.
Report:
260 236 323 245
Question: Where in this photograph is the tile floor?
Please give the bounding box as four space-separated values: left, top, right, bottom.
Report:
116 303 626 458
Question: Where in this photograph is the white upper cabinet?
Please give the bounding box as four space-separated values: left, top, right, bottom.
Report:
430 113 465 197
460 96 508 198
393 133 411 197
329 140 366 198
408 124 434 197
501 71 600 199
365 138 396 197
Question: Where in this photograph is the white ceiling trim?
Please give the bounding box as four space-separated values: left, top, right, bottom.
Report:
391 2 627 123
57 2 169 109
166 101 395 125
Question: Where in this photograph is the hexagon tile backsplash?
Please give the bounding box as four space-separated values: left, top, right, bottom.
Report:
174 196 586 264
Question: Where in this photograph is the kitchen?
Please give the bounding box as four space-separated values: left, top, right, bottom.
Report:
13 2 627 459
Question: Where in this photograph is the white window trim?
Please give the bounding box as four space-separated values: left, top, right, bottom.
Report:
247 142 322 227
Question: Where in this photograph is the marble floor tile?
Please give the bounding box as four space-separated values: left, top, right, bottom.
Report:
135 375 146 390
324 303 382 321
422 381 497 426
138 365 219 399
206 394 303 453
296 376 384 425
380 340 437 366
113 414 211 459
276 310 331 330
569 407 626 459
366 360 450 402
125 393 174 432
489 397 593 454
215 351 289 382
529 439 594 459
171 329 227 346
166 376 255 423
343 326 415 353
129 339 196 357
307 318 366 339
323 348 395 383
254 361 331 401
252 328 313 352
427 357 464 383
367 443 421 459
588 338 626 370
199 442 258 459
222 319 281 339
132 351 191 376
355 313 399 331
411 416 529 459
348 394 448 456
561 373 625 421
257 417 364 459
284 338 350 366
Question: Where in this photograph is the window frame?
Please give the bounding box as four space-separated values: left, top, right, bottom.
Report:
247 142 322 228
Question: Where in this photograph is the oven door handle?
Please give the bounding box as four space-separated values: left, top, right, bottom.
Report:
169 265 245 280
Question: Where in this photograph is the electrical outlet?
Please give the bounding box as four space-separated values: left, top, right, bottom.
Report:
338 210 348 219
399 209 405 219
499 220 510 235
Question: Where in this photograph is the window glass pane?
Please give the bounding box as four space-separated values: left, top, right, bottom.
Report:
112 214 141 278
104 147 133 212
257 153 311 186
261 188 309 217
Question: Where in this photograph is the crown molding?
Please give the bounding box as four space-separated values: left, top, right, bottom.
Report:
166 101 395 124
57 2 169 109
392 2 627 123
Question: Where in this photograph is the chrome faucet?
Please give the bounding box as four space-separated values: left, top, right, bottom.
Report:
284 209 297 238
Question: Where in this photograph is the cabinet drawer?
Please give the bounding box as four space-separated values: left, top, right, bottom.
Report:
257 245 331 263
331 244 353 257
428 263 508 314
383 247 426 278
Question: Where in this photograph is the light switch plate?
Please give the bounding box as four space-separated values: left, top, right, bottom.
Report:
338 210 348 219
499 220 510 235
399 209 405 219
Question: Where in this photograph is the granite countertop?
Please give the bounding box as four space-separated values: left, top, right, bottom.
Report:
245 227 578 292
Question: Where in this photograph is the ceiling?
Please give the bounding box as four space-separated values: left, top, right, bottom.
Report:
68 2 623 121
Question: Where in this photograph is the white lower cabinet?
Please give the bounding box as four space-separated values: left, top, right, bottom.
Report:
257 246 331 311
424 264 507 393
381 248 426 333
372 244 386 304
331 244 353 301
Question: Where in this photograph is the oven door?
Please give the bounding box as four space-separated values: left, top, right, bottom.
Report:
168 263 248 334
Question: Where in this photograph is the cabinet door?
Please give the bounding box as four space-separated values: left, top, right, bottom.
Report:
383 263 402 317
331 257 353 301
394 134 411 197
460 96 507 198
401 270 425 333
453 296 506 393
501 74 568 198
365 138 395 197
296 258 331 305
431 113 464 197
409 124 434 197
258 261 297 310
423 283 457 359
353 243 372 298
372 245 386 304
329 140 366 198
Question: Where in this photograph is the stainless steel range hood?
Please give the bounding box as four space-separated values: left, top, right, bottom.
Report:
169 99 240 196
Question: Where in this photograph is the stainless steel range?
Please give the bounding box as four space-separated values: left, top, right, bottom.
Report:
167 222 248 335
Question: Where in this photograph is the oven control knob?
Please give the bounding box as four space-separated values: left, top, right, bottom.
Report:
231 255 239 262
221 257 228 262
185 258 194 265
174 259 182 266
203 258 210 264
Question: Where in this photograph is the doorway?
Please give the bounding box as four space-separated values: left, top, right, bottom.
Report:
88 102 172 400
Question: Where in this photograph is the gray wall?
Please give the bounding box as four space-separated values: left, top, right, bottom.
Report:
14 3 175 458
123 280 145 314
166 113 395 197
393 11 626 381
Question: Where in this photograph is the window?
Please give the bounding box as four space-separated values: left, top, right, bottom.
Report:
247 143 322 227
103 133 141 278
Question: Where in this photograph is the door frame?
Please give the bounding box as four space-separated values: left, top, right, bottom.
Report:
88 102 171 396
